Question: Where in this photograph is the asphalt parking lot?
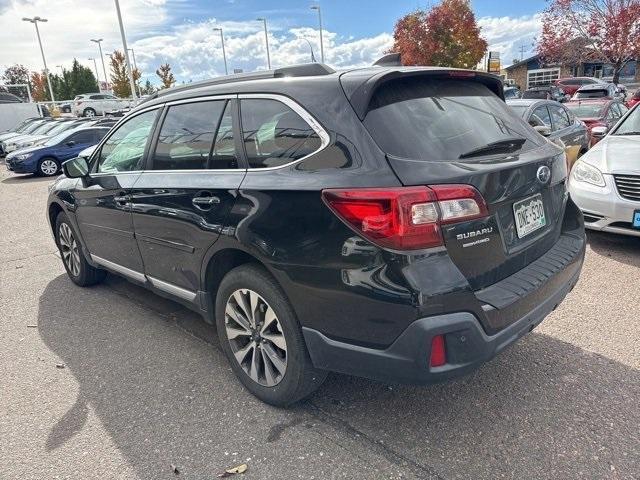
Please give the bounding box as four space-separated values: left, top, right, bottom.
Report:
1 167 639 480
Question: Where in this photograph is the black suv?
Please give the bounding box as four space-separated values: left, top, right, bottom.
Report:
47 64 585 406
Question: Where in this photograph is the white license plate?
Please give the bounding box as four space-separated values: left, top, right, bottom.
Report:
513 194 546 238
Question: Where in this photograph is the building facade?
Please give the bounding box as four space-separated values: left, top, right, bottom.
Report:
505 55 639 89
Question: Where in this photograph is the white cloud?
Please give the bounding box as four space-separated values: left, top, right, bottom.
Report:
478 14 543 67
0 0 542 89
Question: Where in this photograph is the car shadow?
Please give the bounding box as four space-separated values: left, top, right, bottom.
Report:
1 174 54 184
586 229 640 267
37 274 640 479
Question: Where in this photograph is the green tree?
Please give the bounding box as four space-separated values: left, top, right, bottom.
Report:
140 79 156 95
2 64 31 100
155 63 175 89
51 60 99 100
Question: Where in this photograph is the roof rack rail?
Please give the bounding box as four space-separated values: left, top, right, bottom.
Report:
149 63 335 101
373 53 402 67
273 63 335 77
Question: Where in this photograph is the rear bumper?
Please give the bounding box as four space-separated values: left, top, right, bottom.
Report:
303 231 584 384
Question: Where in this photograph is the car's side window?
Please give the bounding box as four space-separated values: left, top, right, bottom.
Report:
68 130 95 144
530 106 552 128
240 98 321 169
152 100 225 171
210 101 238 169
549 105 571 131
94 109 158 174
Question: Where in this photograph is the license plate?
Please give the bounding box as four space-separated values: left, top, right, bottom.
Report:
632 211 640 229
513 194 546 238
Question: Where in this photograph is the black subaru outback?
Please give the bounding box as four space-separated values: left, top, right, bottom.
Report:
47 63 585 406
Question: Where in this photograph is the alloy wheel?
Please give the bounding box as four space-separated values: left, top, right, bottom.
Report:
84 109 95 118
224 289 287 387
58 223 80 277
40 159 58 176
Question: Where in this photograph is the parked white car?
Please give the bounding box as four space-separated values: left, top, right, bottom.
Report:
569 104 640 236
71 93 131 117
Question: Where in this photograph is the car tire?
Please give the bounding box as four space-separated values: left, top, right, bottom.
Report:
55 212 107 287
215 264 327 406
38 157 60 176
83 108 97 118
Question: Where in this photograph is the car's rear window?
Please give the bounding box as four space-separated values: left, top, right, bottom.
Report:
574 89 608 99
565 103 606 118
363 78 540 161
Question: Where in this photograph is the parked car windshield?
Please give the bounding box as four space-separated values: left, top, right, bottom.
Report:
22 121 48 134
363 77 540 161
565 103 606 118
522 90 550 99
44 129 78 146
613 107 640 136
44 121 76 138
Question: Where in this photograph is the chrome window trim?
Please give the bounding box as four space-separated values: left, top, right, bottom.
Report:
238 93 330 172
88 93 330 176
88 105 163 177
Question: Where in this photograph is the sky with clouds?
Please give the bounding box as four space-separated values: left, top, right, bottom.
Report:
1 0 547 86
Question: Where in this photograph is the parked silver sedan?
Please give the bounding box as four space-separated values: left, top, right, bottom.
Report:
569 104 640 236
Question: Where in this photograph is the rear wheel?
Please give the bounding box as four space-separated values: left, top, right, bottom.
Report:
38 157 60 176
55 212 106 287
215 264 327 406
83 107 96 118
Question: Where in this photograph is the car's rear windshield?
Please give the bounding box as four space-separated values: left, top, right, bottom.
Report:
574 89 608 99
363 78 540 161
565 103 606 118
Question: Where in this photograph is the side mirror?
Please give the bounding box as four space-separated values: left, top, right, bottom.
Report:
534 125 552 137
591 126 608 139
62 156 89 178
65 140 76 147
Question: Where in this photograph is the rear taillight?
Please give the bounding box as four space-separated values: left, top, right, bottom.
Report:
322 184 488 251
430 335 446 367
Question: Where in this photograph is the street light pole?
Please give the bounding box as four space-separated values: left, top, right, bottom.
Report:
213 28 228 75
88 57 100 91
113 0 137 100
310 5 324 63
128 48 140 95
22 16 55 102
91 38 108 92
256 18 271 70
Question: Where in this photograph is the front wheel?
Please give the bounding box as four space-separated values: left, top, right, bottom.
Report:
38 157 60 176
215 264 327 406
83 107 96 118
55 212 106 287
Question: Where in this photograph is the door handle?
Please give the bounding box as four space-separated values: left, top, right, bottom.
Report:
192 196 220 207
114 194 131 204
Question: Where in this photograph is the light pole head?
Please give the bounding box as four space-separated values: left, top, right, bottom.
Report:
34 16 47 22
91 38 103 44
310 5 319 11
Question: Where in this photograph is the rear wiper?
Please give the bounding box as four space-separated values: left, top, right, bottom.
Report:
458 138 526 159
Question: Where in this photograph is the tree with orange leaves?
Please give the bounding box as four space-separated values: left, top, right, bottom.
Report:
391 0 488 68
30 71 49 101
537 0 640 84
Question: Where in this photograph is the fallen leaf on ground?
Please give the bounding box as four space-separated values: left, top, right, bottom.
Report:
218 464 248 477
55 363 65 369
170 463 180 474
27 324 38 328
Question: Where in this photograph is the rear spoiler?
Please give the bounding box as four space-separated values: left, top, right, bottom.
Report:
341 68 505 120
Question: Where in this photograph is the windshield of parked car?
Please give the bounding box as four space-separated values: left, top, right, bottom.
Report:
44 121 76 137
363 78 541 161
522 90 550 100
565 103 606 118
613 107 640 136
43 129 76 147
22 121 48 134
